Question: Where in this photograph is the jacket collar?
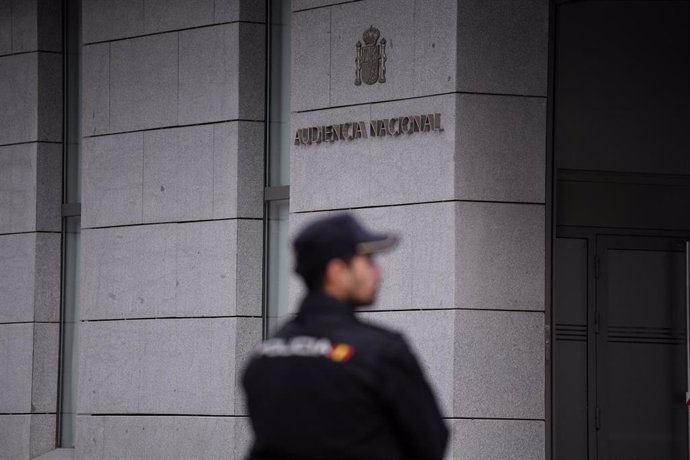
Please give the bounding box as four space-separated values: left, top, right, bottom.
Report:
298 292 355 318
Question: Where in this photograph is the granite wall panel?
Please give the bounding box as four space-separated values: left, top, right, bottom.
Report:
77 317 261 414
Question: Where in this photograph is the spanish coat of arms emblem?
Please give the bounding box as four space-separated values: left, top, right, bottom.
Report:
355 26 387 85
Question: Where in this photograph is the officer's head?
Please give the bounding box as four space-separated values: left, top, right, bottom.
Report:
293 214 398 306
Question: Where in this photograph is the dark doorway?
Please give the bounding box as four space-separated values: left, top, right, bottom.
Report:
552 0 690 459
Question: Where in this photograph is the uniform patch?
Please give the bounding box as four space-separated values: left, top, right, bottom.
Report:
257 336 354 362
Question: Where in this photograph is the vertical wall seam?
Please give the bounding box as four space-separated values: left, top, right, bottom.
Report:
328 8 332 107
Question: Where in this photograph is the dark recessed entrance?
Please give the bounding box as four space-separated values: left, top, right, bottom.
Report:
552 1 690 459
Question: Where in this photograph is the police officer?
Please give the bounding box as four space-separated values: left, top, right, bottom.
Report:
242 213 448 460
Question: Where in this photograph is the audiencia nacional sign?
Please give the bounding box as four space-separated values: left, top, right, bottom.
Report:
294 113 443 146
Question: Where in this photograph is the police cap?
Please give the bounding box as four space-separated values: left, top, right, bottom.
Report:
293 213 399 279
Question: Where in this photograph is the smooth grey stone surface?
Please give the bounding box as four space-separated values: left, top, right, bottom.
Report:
82 132 144 228
30 413 57 458
0 53 37 144
34 448 75 460
0 233 36 322
237 23 266 121
0 415 30 459
81 220 263 319
178 23 265 124
215 0 266 23
109 33 178 132
0 143 37 234
456 94 546 203
457 0 549 96
292 0 345 11
0 323 33 412
178 24 240 125
449 419 545 460
82 0 145 44
454 310 545 419
76 415 252 460
290 95 456 212
13 0 63 53
82 43 110 136
143 126 215 223
0 2 10 54
37 53 63 142
455 202 544 311
291 7 330 112
35 143 63 232
34 232 61 322
357 309 456 417
77 317 261 414
144 0 214 34
31 323 59 413
212 122 264 220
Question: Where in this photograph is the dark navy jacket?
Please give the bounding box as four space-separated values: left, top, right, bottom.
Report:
242 293 448 460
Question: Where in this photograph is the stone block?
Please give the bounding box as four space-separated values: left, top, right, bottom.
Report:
454 310 545 419
143 126 214 223
292 0 342 11
77 317 262 414
110 33 178 132
457 0 549 96
179 24 238 124
82 132 144 228
0 2 11 55
448 419 545 460
81 224 177 320
178 23 264 123
215 0 266 23
12 0 37 53
0 142 61 233
213 122 264 219
290 95 456 212
456 94 546 203
0 233 36 322
291 7 330 111
36 0 63 52
81 220 263 319
0 53 37 144
0 323 33 413
413 0 458 97
34 232 61 322
455 202 545 311
12 0 62 53
238 23 266 120
38 52 63 142
357 310 456 417
31 323 60 413
76 415 251 459
30 414 57 458
0 415 30 459
0 143 37 234
82 0 144 44
235 219 264 316
144 0 214 34
82 43 110 136
35 143 63 232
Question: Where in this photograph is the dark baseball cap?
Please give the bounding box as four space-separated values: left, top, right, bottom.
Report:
293 213 399 279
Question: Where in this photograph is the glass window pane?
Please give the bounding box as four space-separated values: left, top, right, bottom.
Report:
266 200 290 334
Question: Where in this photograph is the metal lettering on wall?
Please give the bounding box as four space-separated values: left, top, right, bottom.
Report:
355 26 386 85
294 113 443 146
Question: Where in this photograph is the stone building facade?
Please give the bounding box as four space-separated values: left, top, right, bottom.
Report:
1 0 688 459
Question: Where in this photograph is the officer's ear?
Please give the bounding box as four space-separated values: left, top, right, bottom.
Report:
323 258 352 290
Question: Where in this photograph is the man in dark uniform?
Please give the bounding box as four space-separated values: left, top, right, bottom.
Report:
242 213 448 460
